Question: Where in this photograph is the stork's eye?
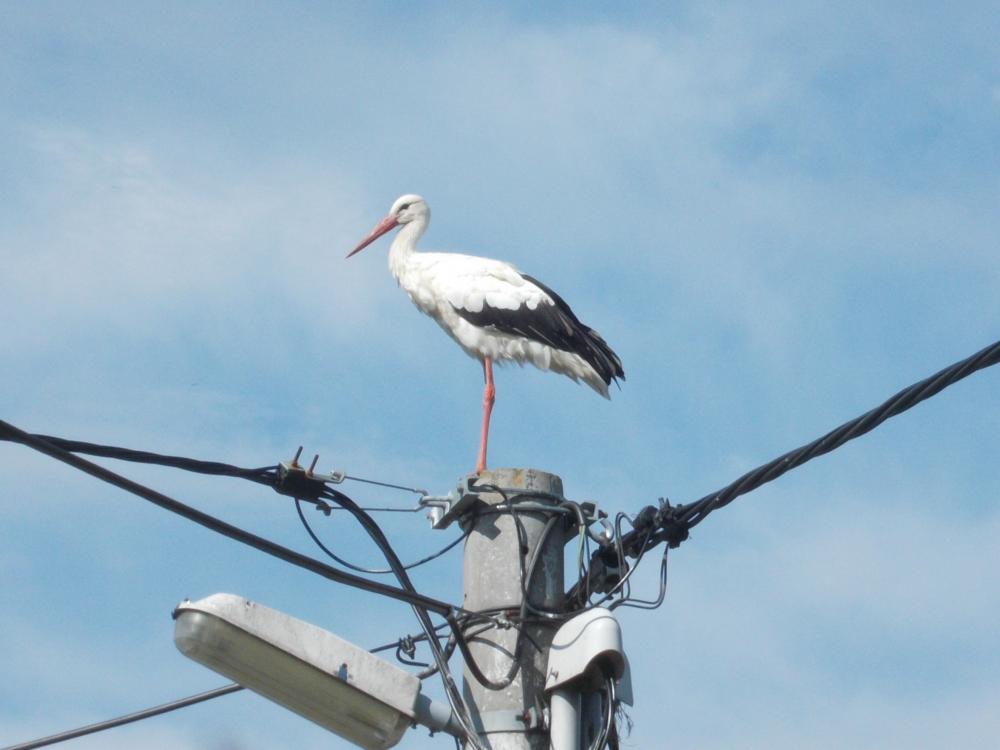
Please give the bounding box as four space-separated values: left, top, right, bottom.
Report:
399 203 411 212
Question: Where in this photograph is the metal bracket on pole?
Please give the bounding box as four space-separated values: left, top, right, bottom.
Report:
419 475 482 529
420 476 614 537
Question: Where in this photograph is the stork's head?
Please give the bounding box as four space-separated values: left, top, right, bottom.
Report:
347 194 429 257
390 194 428 224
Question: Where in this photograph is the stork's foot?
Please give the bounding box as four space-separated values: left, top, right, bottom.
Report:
475 431 489 475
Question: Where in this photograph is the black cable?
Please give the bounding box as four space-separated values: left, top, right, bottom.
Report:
454 483 527 690
415 619 508 680
613 512 632 598
1 427 466 584
447 612 513 692
294 497 467 574
317 487 486 750
0 420 455 616
587 677 617 750
683 339 1000 527
602 680 616 750
11 434 277 485
0 684 244 750
574 502 595 603
523 514 563 612
416 627 459 680
453 484 560 691
610 547 669 611
0 432 427 503
395 634 429 668
592 525 656 609
619 338 1000 556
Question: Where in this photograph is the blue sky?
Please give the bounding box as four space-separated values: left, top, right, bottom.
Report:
2 2 999 748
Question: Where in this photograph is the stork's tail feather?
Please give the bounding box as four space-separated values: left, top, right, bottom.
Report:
579 326 625 390
520 274 624 391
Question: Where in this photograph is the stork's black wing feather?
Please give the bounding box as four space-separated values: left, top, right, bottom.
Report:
452 273 625 387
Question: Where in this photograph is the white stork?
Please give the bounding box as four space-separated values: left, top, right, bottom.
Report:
348 194 624 474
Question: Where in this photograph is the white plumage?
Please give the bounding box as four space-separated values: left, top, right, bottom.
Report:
348 194 624 472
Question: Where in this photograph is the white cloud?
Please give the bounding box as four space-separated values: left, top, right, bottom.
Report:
1 125 389 352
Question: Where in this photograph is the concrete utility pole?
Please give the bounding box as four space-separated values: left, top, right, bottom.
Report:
460 468 566 750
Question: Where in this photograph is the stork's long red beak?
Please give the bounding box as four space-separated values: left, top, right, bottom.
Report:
347 214 399 258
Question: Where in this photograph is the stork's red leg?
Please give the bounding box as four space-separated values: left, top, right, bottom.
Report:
476 357 496 474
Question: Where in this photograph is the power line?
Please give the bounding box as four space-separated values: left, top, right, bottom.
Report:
3 433 426 502
21 434 277 485
0 684 244 750
619 338 1000 556
0 421 456 617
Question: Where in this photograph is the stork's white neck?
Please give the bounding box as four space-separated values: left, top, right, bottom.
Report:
388 216 428 280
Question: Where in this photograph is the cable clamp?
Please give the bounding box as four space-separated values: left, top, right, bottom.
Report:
398 634 417 658
656 497 690 549
274 446 346 502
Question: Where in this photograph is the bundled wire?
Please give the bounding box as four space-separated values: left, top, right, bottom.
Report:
20 434 277 485
1 432 425 500
0 421 455 613
619 338 1000 557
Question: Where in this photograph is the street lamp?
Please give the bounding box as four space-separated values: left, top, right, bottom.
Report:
174 593 460 750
